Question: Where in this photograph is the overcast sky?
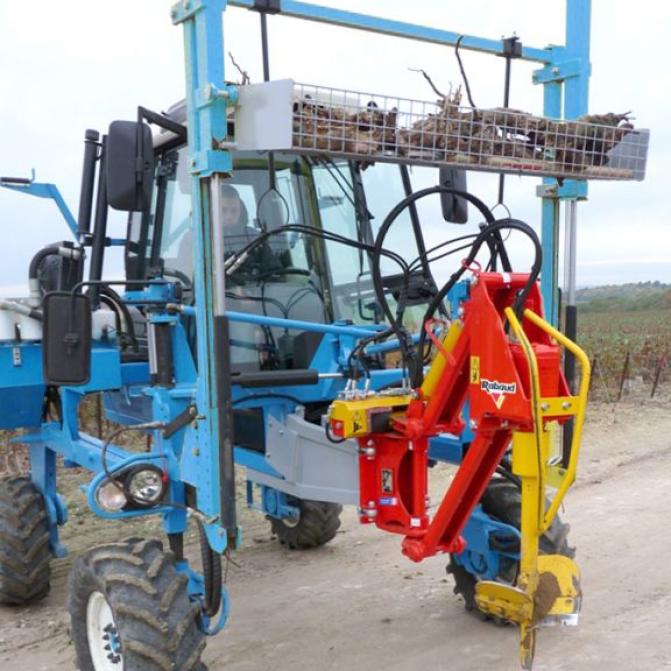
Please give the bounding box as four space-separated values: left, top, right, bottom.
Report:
0 0 669 296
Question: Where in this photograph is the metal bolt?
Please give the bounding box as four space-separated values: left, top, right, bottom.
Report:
192 448 200 457
562 401 571 410
469 419 478 430
552 67 560 75
541 403 550 411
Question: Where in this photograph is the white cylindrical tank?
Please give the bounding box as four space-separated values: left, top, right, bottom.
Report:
16 314 42 341
0 309 16 341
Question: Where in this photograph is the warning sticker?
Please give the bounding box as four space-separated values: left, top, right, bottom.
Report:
480 379 517 409
381 468 393 494
470 356 480 384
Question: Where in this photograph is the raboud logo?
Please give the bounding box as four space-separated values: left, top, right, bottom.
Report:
480 379 517 409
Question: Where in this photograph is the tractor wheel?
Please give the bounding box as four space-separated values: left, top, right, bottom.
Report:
0 476 51 605
269 499 342 550
447 477 573 620
68 538 207 671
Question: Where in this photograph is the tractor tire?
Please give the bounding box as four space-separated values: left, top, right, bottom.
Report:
68 538 207 671
0 476 51 605
269 499 342 550
447 477 573 620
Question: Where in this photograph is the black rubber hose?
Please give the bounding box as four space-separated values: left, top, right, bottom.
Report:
371 186 500 332
227 223 410 280
370 187 501 381
413 218 542 387
99 285 138 350
28 246 61 280
197 520 222 617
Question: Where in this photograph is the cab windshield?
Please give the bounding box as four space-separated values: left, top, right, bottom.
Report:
144 147 435 370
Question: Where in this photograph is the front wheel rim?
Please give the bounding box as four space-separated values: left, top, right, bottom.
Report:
86 591 123 669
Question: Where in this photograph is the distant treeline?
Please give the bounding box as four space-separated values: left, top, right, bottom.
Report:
575 281 671 313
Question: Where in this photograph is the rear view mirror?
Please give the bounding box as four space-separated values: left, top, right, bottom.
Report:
42 292 92 385
107 121 154 211
439 168 468 223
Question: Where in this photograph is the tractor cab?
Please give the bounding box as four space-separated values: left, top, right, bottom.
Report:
124 104 450 374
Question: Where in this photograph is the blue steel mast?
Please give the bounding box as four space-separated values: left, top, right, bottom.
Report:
172 0 239 549
169 0 592 546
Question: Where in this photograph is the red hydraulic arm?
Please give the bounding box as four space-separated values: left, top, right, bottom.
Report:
330 271 570 563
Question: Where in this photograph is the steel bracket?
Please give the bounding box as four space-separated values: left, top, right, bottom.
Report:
189 149 233 177
533 57 588 84
536 180 588 201
171 0 207 24
558 180 588 200
536 183 558 199
252 0 281 13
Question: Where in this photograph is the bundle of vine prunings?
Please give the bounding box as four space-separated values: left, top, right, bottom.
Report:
292 96 398 155
482 109 635 175
292 89 636 177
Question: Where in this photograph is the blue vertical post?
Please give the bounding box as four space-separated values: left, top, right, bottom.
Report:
560 0 591 464
172 0 237 550
564 0 591 122
536 0 591 326
540 81 562 326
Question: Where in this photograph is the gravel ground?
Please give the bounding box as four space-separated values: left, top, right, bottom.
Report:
0 395 670 670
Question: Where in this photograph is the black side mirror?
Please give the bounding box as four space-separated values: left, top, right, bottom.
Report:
438 168 468 223
107 121 154 211
42 292 92 385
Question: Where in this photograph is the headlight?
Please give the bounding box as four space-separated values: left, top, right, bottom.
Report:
96 480 128 512
127 467 165 506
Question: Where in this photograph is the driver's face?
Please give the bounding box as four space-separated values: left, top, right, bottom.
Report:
221 196 242 229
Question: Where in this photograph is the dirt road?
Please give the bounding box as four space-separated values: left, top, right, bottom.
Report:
1 397 670 670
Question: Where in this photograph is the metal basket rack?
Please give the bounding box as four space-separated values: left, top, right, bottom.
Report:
234 81 649 182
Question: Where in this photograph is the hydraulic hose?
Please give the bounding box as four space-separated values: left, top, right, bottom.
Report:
0 299 42 321
197 520 222 617
98 285 138 350
27 244 82 306
413 218 542 387
371 186 502 382
28 246 60 305
371 186 500 332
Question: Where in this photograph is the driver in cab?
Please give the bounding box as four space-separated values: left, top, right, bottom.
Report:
220 184 284 283
177 183 284 282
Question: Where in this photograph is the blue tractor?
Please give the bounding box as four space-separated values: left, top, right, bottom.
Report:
0 105 487 670
0 1 647 669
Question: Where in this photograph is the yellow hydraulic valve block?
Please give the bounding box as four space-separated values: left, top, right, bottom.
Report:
328 320 463 440
328 393 412 439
